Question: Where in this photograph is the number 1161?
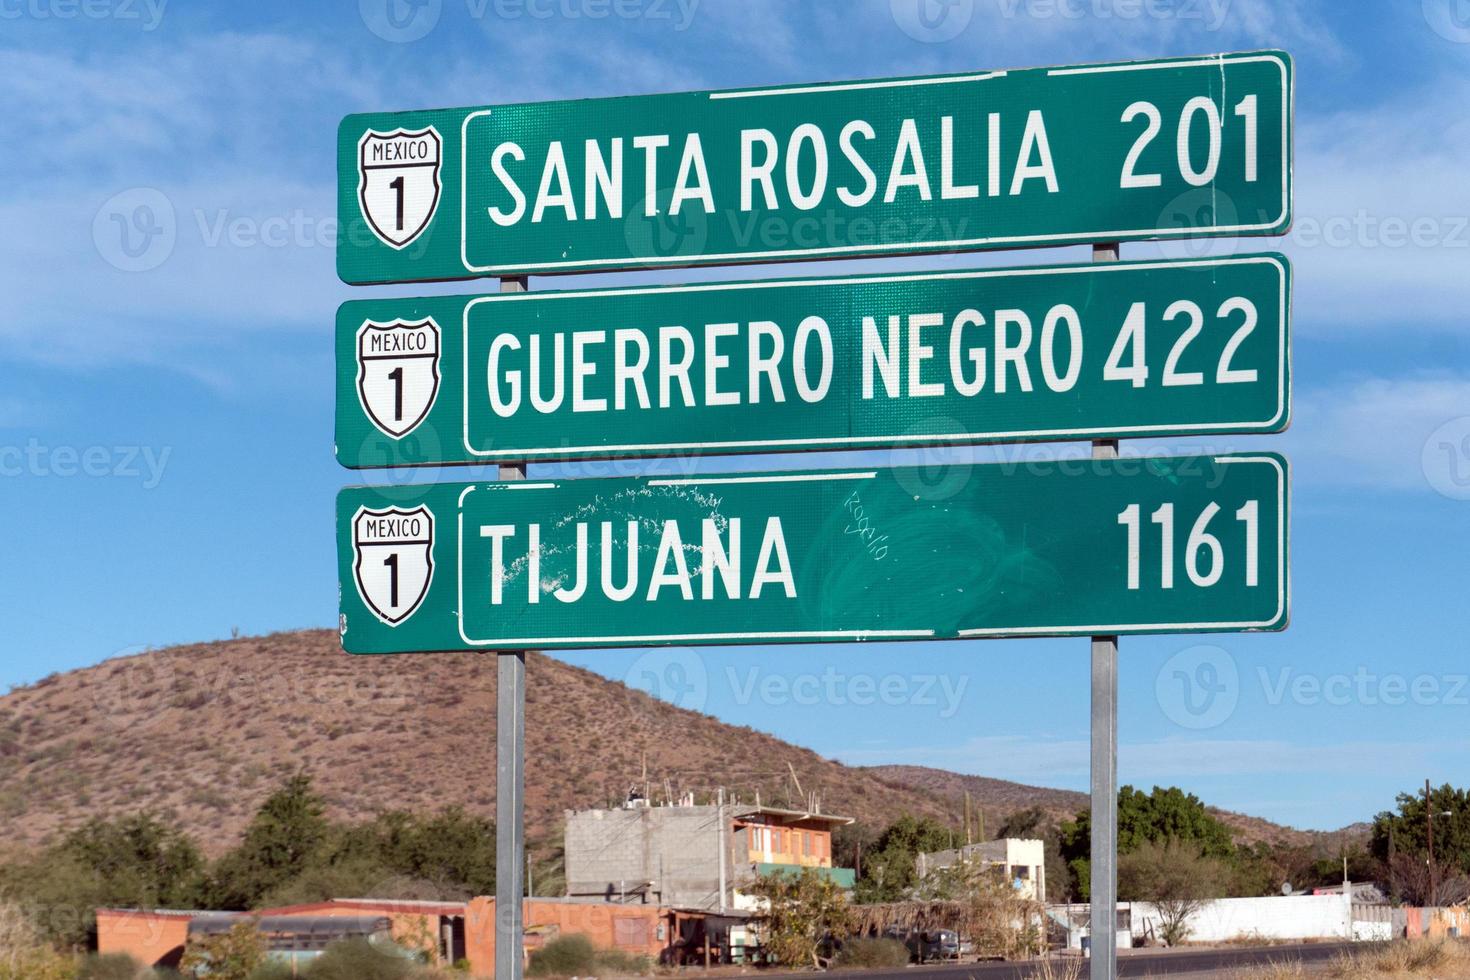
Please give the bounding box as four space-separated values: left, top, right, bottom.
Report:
1117 500 1260 590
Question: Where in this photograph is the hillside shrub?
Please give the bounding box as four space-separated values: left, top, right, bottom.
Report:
525 934 649 977
245 962 294 980
592 947 651 975
527 935 595 977
302 939 413 980
0 900 77 980
179 921 266 980
835 937 911 968
77 953 143 980
0 947 75 980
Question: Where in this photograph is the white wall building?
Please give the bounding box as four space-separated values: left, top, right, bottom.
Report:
1050 893 1374 948
916 838 1048 902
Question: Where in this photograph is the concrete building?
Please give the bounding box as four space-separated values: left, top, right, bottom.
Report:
916 838 1048 902
564 799 856 912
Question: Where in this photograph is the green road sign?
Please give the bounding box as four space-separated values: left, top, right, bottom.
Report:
336 254 1290 468
337 50 1292 284
337 453 1288 653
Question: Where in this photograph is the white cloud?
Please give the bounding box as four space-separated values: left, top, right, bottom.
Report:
1130 80 1470 332
1286 376 1470 492
912 374 1470 496
0 175 339 368
1283 90 1470 331
1 5 1460 379
0 34 372 184
827 0 1346 69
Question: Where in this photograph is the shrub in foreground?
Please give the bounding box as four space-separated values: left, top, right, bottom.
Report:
246 961 296 980
527 935 596 977
77 953 145 980
303 938 414 980
525 934 650 977
835 937 911 968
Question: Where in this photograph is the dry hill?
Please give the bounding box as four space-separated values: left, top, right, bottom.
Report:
0 630 967 854
0 630 1353 858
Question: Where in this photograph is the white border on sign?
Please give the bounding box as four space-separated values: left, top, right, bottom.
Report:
459 255 1290 458
457 53 1291 273
449 454 1288 647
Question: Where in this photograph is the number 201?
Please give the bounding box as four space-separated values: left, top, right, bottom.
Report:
1120 94 1259 188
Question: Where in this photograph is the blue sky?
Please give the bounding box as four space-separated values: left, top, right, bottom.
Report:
2 0 1468 831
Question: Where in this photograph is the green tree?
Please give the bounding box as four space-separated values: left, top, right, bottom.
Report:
831 824 877 879
853 815 957 902
58 813 209 908
76 952 146 980
1370 784 1470 873
1118 839 1229 945
750 868 854 969
0 812 207 947
389 807 496 895
211 775 329 908
180 920 267 980
1061 786 1234 901
0 900 77 980
996 807 1047 839
302 937 414 980
286 805 499 905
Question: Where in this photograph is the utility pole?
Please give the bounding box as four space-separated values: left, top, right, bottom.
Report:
717 787 728 913
1424 781 1453 907
1426 779 1435 905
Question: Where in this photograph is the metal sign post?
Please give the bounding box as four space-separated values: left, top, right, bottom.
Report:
1090 243 1119 980
495 276 528 980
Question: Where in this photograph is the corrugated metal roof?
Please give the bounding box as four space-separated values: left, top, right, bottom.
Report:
256 898 468 917
96 908 226 918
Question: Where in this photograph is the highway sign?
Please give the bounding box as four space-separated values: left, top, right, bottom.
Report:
335 254 1290 468
337 453 1288 653
336 50 1292 284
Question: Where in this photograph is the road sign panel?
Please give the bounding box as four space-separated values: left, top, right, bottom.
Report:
335 254 1290 469
336 50 1292 284
337 453 1288 653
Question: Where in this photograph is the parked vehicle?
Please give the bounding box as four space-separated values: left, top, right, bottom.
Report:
913 928 961 962
871 924 963 963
